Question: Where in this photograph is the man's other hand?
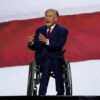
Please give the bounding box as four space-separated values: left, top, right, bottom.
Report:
38 33 48 44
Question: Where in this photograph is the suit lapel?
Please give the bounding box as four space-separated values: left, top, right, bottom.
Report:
49 24 58 38
43 24 59 38
42 25 47 37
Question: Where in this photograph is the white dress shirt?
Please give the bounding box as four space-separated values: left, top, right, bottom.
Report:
46 24 56 45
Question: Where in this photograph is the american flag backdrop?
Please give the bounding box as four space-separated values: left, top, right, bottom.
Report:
0 0 100 67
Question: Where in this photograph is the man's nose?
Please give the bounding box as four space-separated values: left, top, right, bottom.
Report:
46 16 50 19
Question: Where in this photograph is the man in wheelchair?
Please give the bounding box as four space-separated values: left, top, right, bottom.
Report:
27 9 72 96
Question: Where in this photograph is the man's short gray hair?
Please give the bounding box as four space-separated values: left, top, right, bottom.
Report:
45 9 59 17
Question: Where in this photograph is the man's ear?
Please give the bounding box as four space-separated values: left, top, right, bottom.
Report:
55 17 58 22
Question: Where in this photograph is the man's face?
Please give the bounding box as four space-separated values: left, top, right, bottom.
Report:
45 11 58 27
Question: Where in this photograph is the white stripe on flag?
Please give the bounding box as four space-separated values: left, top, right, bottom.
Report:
0 0 100 22
0 60 100 96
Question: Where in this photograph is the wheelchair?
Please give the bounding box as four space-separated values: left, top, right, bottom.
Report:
27 57 72 96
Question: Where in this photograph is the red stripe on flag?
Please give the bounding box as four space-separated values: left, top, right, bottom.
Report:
0 12 100 67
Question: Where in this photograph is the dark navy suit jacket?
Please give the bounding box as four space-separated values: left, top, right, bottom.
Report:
28 24 68 64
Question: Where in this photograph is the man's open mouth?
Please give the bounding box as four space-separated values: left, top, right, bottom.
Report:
46 21 51 23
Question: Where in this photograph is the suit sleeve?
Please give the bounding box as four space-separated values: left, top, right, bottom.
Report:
28 29 41 51
47 29 68 51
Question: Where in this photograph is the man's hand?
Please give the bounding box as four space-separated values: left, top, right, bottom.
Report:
38 33 48 44
26 34 35 43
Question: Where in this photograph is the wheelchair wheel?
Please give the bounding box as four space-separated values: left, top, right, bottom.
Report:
63 59 72 95
27 58 72 96
27 59 38 96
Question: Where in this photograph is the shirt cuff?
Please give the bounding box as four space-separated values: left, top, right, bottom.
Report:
46 39 49 45
29 40 34 45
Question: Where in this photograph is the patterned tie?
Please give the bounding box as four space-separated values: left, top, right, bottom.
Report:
47 27 51 38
